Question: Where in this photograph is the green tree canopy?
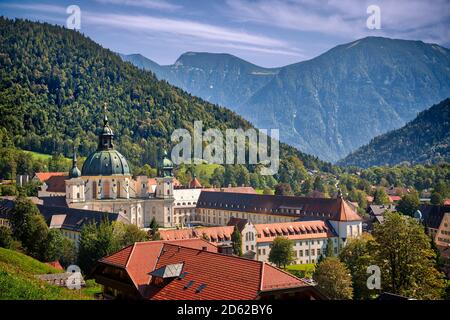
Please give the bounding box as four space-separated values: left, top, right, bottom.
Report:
372 212 445 299
396 192 420 216
268 237 294 268
78 218 120 274
313 257 353 300
339 233 377 300
373 188 390 205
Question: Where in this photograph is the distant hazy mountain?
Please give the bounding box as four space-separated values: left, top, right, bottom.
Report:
122 52 279 109
338 98 450 167
122 37 450 162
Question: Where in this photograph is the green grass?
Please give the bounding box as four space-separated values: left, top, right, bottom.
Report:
22 150 54 161
22 150 71 163
179 163 223 180
0 248 95 300
286 263 316 278
287 263 316 272
255 189 274 195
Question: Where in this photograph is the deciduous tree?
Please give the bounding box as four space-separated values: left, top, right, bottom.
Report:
268 237 294 268
313 257 353 300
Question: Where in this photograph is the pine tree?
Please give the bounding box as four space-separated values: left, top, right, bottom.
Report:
231 226 242 256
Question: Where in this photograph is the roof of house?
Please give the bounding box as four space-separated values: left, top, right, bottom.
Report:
37 204 122 232
227 217 249 232
197 192 361 221
45 261 64 271
254 220 337 243
188 177 202 188
159 226 235 242
203 186 256 194
96 241 311 300
41 196 68 207
34 172 67 182
369 204 396 216
44 175 67 193
388 195 402 202
419 204 450 229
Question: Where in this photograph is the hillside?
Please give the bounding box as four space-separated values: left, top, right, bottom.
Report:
0 17 328 176
122 52 279 110
124 37 450 162
339 98 450 167
0 247 94 299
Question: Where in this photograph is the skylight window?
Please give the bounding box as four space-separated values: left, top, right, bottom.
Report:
184 280 194 289
196 284 207 293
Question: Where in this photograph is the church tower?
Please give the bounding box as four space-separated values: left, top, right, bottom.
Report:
66 147 85 204
156 150 174 199
154 150 175 227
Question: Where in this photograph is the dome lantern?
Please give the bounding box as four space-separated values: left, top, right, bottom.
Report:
81 104 131 176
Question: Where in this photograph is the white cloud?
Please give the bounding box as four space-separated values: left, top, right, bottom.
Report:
84 12 291 49
1 3 66 13
95 0 182 11
225 0 450 44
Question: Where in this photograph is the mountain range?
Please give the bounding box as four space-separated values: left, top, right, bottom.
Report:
338 98 450 167
0 17 328 176
122 37 450 162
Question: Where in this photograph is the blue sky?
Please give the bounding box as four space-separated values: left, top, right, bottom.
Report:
1 0 449 67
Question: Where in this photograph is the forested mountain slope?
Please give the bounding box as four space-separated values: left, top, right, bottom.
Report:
339 98 450 167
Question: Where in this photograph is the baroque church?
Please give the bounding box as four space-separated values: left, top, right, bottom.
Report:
65 110 191 229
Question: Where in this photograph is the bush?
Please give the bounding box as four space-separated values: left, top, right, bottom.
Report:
0 226 13 249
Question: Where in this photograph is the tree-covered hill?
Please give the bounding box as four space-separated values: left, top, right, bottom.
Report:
338 98 450 168
0 247 95 299
0 17 328 175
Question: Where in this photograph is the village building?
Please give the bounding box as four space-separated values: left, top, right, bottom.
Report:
159 219 340 265
0 198 125 249
90 239 326 300
195 191 362 249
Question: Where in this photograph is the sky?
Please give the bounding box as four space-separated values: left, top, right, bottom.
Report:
0 0 449 67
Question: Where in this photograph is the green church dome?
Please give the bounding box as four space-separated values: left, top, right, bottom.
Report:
81 104 131 176
81 149 130 176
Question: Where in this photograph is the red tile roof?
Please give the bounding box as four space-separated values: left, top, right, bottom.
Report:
34 172 67 182
45 175 68 192
97 240 310 300
100 239 217 296
388 195 402 202
189 177 202 188
159 226 235 243
335 198 362 221
204 187 257 194
255 220 336 243
45 261 64 271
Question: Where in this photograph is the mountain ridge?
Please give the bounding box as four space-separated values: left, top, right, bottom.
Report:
122 36 450 162
338 98 450 167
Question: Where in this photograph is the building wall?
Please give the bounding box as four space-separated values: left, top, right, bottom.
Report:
196 208 295 226
256 237 339 264
436 212 450 248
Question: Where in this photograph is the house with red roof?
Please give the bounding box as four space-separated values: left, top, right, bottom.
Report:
33 172 68 197
195 192 362 252
160 219 341 265
90 239 326 300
